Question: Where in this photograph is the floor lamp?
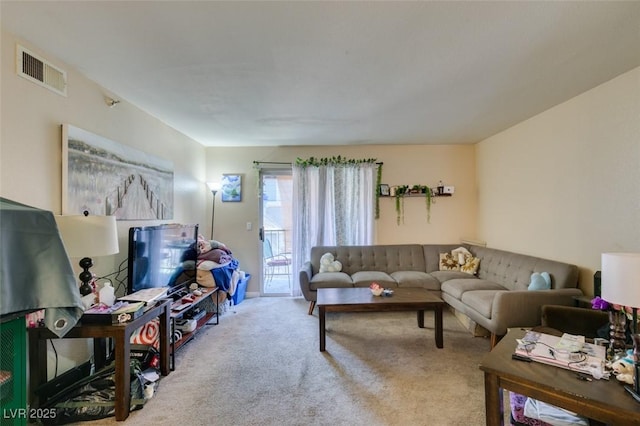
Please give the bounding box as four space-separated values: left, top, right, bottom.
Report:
207 182 221 240
602 252 640 403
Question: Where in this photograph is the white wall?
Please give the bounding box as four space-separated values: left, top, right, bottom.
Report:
476 66 640 294
1 31 208 374
206 144 478 294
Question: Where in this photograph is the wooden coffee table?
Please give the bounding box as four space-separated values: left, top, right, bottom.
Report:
317 287 445 352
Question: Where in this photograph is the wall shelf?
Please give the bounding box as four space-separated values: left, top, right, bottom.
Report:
380 193 452 198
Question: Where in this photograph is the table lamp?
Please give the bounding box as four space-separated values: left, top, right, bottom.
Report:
55 212 119 296
602 252 640 403
207 181 221 239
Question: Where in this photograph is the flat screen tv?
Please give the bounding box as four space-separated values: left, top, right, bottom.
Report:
127 223 198 296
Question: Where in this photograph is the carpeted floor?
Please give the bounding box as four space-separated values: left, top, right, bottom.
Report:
73 296 494 425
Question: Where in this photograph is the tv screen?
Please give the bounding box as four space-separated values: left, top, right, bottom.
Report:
127 223 198 296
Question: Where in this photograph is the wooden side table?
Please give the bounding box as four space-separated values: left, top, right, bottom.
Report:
480 328 640 425
28 299 171 421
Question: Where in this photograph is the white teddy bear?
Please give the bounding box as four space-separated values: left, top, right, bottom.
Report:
319 252 342 273
611 353 635 385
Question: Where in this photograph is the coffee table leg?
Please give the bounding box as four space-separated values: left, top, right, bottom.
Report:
435 306 443 348
319 306 326 352
417 310 425 328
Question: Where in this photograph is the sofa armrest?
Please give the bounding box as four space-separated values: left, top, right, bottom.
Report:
491 288 583 335
299 261 314 302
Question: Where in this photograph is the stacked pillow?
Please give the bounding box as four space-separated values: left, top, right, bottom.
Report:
439 247 480 275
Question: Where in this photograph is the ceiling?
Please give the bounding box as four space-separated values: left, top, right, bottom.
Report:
2 1 640 148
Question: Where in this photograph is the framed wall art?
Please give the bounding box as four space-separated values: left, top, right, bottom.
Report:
221 174 242 202
62 124 174 220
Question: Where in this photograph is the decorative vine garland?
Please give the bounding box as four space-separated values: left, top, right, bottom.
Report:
295 156 377 167
375 163 383 219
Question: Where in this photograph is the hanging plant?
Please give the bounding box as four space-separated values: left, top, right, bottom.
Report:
395 185 409 225
424 186 432 223
394 184 433 225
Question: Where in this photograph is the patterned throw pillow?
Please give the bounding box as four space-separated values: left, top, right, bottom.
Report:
130 318 160 349
460 256 480 275
439 253 460 271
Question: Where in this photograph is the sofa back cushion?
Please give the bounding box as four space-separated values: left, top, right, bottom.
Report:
468 246 579 291
310 245 426 275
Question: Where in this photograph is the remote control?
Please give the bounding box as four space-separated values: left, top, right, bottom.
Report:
511 353 532 362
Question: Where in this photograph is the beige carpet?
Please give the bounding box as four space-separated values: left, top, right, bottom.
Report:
75 296 494 425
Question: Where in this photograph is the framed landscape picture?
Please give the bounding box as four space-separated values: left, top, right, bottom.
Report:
62 124 174 220
221 174 242 202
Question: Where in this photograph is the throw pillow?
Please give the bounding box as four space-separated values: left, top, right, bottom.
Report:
460 256 480 275
451 246 473 265
319 252 342 273
528 272 551 291
439 253 459 271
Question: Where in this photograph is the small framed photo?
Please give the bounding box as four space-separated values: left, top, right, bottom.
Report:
379 184 390 196
221 174 242 202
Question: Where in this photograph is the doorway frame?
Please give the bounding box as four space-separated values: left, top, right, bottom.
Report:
259 167 293 297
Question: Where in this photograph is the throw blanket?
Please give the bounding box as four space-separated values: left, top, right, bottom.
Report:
195 236 241 295
211 259 239 293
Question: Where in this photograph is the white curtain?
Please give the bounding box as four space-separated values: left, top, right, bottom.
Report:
291 162 376 297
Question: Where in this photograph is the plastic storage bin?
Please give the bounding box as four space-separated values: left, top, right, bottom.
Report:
232 273 250 305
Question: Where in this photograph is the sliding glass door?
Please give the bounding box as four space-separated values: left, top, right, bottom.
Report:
259 168 293 296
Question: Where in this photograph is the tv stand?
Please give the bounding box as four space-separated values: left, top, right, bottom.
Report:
28 300 171 421
169 286 220 369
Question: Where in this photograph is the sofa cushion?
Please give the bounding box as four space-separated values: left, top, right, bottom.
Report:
441 278 506 300
430 270 477 283
391 271 440 290
461 290 506 318
310 272 353 290
351 271 398 288
311 245 426 275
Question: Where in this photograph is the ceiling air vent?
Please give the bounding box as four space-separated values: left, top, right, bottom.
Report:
17 45 67 96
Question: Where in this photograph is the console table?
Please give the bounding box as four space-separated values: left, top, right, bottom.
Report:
480 328 640 425
28 299 171 421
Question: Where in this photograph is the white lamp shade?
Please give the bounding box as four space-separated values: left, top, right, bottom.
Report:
207 181 221 192
601 252 640 309
54 214 119 258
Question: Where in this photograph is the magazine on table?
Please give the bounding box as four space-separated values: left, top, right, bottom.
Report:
118 287 169 305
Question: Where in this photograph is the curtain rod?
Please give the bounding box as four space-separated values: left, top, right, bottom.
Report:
253 161 384 166
253 161 291 165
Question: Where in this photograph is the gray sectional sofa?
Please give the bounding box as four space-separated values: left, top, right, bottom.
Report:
299 244 582 346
